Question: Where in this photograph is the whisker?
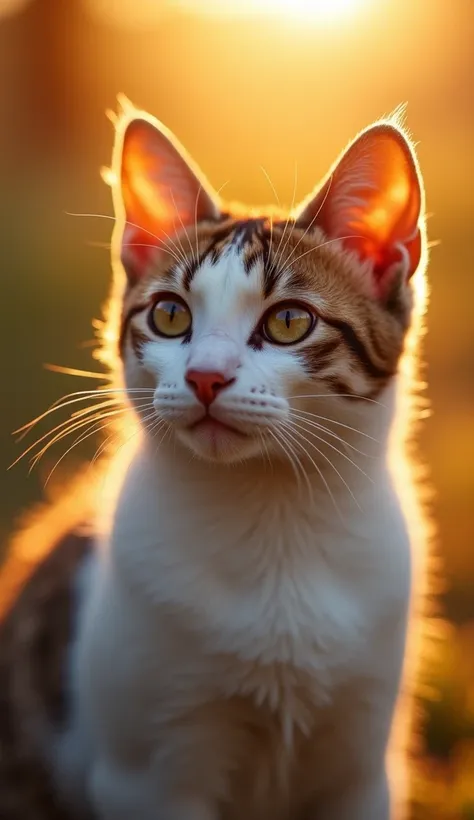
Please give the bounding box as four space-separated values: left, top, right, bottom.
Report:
277 421 341 517
269 161 298 279
266 427 310 499
70 398 122 419
257 430 273 472
267 214 274 271
141 415 171 458
156 220 191 268
11 402 122 464
283 235 367 270
155 424 173 459
89 406 155 467
282 174 334 270
98 411 162 476
42 417 126 486
14 388 154 437
33 403 156 477
272 165 303 275
90 417 152 480
215 180 231 199
29 415 114 473
281 420 361 512
13 397 122 443
191 178 230 274
144 417 166 441
290 407 379 442
288 393 386 408
51 387 154 403
121 242 183 267
41 406 155 485
66 212 174 250
193 185 202 271
258 167 280 275
90 429 120 467
290 411 376 457
14 401 152 471
287 417 373 484
67 211 188 268
260 165 281 207
169 187 196 269
148 214 198 268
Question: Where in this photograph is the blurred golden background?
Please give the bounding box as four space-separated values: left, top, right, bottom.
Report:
0 0 472 816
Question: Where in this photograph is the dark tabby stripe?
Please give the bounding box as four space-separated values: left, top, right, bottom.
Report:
182 221 238 290
243 249 263 275
322 376 362 400
323 316 394 380
130 327 150 361
299 339 342 374
262 224 295 298
323 375 386 401
119 302 148 353
182 218 287 293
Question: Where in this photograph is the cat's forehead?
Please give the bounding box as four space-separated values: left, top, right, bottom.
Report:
189 246 262 305
136 215 358 308
181 216 277 299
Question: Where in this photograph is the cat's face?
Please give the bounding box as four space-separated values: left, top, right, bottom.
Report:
111 105 424 464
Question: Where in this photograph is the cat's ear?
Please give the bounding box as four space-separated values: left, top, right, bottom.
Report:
112 114 220 282
295 122 424 292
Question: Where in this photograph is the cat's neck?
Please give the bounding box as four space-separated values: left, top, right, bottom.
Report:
94 383 399 583
97 416 403 620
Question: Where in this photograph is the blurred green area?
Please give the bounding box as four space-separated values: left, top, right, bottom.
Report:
0 0 473 815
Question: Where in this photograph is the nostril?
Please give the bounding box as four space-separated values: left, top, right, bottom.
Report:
185 369 235 406
212 377 234 394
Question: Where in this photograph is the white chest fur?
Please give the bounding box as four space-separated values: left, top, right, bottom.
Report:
57 441 413 820
87 444 411 740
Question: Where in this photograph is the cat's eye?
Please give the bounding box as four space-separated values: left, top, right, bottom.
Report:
262 302 315 345
149 295 192 338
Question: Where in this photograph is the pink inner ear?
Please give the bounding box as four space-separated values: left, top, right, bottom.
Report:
299 125 423 288
116 117 220 282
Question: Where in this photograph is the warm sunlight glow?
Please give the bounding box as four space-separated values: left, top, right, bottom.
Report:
84 0 165 28
230 0 361 20
85 0 364 28
174 0 363 21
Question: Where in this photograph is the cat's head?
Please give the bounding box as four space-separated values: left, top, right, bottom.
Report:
109 104 426 464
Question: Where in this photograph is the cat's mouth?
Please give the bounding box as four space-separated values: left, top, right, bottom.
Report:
177 409 268 462
189 413 248 438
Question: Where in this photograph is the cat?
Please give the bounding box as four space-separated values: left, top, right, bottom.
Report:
0 99 430 820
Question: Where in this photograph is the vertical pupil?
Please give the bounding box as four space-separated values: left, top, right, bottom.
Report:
285 310 291 329
169 303 176 323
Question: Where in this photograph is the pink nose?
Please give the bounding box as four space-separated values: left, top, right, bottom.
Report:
185 369 234 407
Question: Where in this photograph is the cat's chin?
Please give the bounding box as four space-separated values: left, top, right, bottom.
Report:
174 419 264 464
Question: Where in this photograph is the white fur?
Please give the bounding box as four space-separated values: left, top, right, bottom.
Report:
55 249 414 820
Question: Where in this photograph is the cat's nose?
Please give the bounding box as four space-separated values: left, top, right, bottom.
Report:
185 369 235 407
